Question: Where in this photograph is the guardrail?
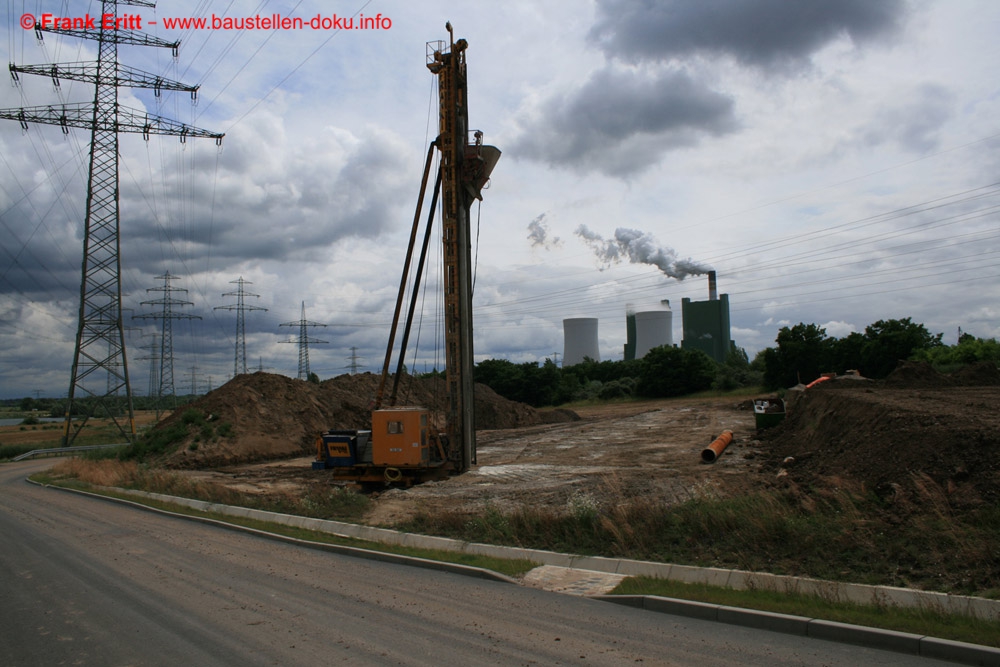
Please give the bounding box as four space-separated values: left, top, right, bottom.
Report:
12 443 129 462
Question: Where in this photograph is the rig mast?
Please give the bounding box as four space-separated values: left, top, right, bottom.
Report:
426 24 500 472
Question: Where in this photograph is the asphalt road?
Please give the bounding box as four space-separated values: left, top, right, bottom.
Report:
0 460 958 666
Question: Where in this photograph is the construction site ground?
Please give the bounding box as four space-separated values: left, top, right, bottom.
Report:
179 395 760 527
156 361 1000 568
8 362 999 596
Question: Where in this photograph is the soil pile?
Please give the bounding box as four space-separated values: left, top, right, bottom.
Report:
155 372 557 468
763 361 1000 505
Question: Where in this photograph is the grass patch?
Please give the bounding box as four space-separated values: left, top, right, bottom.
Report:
42 459 370 523
1 443 40 461
612 577 1000 648
396 480 1000 597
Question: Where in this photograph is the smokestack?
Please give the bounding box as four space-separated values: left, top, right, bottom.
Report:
708 271 718 301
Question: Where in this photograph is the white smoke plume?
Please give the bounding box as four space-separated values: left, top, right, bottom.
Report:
527 213 561 249
575 225 711 279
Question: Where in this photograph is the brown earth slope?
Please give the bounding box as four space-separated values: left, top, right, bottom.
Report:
153 362 999 531
762 361 1000 506
156 372 556 469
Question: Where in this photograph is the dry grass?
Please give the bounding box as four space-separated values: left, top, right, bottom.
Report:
50 458 141 487
46 458 369 521
397 473 1000 596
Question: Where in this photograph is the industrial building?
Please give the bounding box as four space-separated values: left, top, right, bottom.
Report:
681 271 734 364
563 271 734 366
623 301 673 360
562 317 600 366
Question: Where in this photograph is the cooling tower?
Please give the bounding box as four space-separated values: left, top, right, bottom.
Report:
634 308 673 358
563 318 600 366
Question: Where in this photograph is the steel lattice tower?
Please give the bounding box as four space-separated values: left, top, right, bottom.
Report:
134 272 201 409
347 346 362 374
137 333 160 401
280 302 327 380
0 1 223 444
214 277 267 377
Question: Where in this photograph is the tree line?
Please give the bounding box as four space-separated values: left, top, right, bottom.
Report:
467 318 999 407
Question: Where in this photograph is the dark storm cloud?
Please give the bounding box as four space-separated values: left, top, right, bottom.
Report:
589 0 908 69
120 125 411 269
511 67 736 177
0 197 86 299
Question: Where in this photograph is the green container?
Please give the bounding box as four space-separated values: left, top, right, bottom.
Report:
753 398 785 431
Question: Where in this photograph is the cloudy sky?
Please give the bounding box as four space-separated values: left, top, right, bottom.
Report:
1 0 998 399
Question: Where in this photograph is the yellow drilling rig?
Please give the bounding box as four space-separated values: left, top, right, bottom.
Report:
312 24 500 485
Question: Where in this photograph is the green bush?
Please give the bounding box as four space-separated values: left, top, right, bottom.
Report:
181 409 205 426
636 346 715 397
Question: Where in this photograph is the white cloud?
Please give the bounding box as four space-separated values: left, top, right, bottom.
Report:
1 0 998 398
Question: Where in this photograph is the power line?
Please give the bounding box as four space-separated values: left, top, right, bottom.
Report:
279 301 327 380
214 276 267 377
0 1 223 444
134 272 201 411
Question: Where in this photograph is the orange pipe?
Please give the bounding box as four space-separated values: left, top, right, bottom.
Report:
701 430 733 463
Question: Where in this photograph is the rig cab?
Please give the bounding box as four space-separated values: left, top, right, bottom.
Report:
313 407 449 485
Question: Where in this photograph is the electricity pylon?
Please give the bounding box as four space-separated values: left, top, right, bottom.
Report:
280 302 327 380
347 346 363 374
134 272 201 410
214 277 267 377
135 332 160 408
0 1 224 444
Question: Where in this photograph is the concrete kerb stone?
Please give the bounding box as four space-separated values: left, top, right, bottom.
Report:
565 555 622 574
614 558 673 578
717 605 810 635
466 543 549 564
608 598 1000 665
642 596 719 622
668 563 734 588
919 636 1000 665
807 619 921 655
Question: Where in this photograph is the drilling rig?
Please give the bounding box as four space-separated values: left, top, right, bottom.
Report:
313 24 500 485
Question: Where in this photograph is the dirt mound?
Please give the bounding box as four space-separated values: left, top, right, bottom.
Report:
882 360 953 388
763 367 1000 506
538 408 582 424
155 372 563 469
950 360 1000 386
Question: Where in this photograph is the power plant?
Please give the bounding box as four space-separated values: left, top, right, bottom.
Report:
562 318 600 366
681 270 734 363
623 301 673 361
565 271 733 364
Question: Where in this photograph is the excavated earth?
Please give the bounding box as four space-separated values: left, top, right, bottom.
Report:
761 361 1000 508
159 362 1000 531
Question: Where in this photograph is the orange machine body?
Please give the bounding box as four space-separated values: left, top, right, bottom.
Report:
371 408 430 467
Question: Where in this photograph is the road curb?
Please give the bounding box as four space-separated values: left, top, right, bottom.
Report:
25 478 518 585
27 477 1000 665
595 595 1000 666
